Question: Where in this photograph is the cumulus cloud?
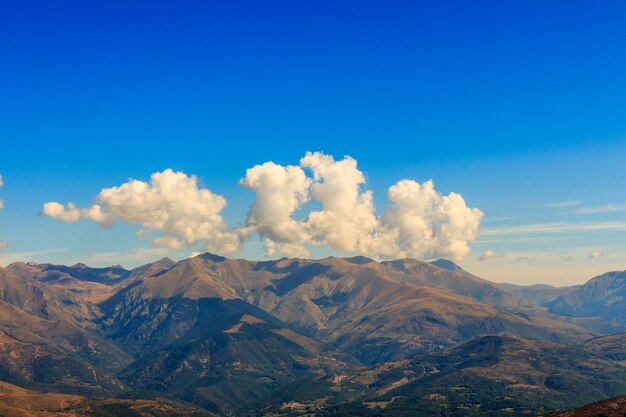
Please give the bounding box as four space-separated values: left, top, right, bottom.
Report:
302 152 386 254
240 162 311 257
43 153 484 261
42 169 243 255
241 152 483 260
588 250 605 259
478 250 505 261
41 202 81 222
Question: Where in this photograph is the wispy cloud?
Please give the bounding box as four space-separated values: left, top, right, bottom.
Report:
545 200 582 208
568 204 626 215
588 250 605 259
482 221 626 236
482 213 543 223
478 250 505 261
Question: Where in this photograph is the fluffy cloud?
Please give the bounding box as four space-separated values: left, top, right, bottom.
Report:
42 153 484 261
42 169 243 255
478 250 505 261
242 152 483 261
588 250 605 259
41 202 81 222
240 162 311 256
302 152 386 254
383 180 483 260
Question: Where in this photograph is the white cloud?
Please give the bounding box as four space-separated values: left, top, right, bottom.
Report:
569 204 626 215
302 152 387 255
240 161 311 256
241 152 483 261
42 153 484 261
384 179 484 260
483 221 626 236
0 242 7 251
41 202 81 222
478 250 505 261
42 169 243 255
588 250 605 259
545 200 582 208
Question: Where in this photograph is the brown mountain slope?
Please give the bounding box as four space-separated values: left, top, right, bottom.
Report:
334 335 626 417
0 381 215 417
101 253 595 364
0 300 131 394
582 332 626 360
0 266 96 323
7 259 175 304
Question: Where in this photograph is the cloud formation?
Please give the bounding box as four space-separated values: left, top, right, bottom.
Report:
42 169 243 254
478 250 505 261
588 250 605 259
569 204 626 215
42 153 484 261
545 200 582 208
241 152 483 260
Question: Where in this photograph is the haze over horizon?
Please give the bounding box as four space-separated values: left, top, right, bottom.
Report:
2 1 626 286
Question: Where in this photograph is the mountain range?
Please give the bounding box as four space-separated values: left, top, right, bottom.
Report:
1 253 626 416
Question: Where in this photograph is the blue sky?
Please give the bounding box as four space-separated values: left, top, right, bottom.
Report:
1 1 626 285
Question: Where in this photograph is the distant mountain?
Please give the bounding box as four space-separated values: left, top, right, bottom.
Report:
8 261 129 285
546 270 626 324
497 283 577 306
0 265 97 323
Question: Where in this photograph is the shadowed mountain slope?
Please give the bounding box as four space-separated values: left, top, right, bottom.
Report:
546 270 626 324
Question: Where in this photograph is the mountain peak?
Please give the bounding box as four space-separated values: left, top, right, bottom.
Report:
343 255 375 265
197 252 227 262
430 259 462 271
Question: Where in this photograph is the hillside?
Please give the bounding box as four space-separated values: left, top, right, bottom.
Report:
314 335 626 417
2 254 626 416
0 381 216 417
546 271 626 324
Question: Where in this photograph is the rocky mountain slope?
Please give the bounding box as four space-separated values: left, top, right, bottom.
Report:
1 254 626 416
